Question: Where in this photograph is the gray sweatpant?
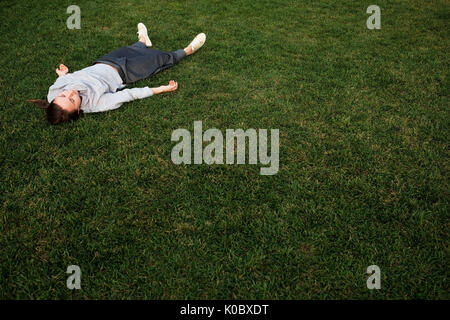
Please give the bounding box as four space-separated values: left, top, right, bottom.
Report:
93 42 186 84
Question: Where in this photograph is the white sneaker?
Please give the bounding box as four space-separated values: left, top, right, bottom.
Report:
189 33 206 53
137 22 152 47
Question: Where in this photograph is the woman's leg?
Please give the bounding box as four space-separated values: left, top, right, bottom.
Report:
94 33 204 84
137 34 193 56
94 42 187 84
124 42 187 84
124 33 205 83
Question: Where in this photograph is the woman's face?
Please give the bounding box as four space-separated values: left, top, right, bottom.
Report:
53 89 81 113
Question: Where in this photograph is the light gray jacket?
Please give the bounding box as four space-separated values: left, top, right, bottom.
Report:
47 64 153 113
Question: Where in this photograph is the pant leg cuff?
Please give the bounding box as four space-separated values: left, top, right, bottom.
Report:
173 49 187 63
132 41 148 48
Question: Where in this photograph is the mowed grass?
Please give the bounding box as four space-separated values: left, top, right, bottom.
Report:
0 0 448 299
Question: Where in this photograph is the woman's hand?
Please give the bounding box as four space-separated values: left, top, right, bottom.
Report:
152 80 178 94
56 64 69 77
162 80 178 92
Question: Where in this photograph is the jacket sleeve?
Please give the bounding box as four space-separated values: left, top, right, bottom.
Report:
86 87 154 113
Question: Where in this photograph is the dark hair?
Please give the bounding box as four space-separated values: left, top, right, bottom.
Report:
27 99 82 125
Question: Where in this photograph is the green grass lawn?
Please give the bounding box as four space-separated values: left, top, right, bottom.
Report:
0 0 448 299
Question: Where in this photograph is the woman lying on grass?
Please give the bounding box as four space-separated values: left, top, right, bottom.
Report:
28 23 206 124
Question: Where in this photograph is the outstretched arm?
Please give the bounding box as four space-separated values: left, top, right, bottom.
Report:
56 64 69 77
85 80 179 113
151 80 178 94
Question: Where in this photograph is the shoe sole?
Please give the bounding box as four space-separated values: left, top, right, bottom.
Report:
137 23 152 47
